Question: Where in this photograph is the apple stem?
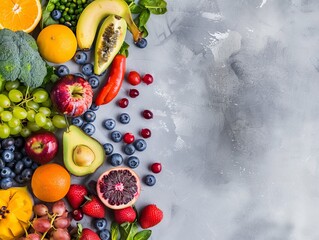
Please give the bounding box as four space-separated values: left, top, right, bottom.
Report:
64 114 70 132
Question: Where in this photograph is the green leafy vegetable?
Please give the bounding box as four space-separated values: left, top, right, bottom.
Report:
41 0 58 29
111 222 120 240
139 0 167 14
133 230 152 240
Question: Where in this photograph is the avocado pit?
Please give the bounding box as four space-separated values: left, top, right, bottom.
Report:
73 144 95 167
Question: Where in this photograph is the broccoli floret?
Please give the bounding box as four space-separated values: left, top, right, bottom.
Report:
0 28 47 88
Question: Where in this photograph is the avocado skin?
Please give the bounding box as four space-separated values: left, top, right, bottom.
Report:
63 125 105 176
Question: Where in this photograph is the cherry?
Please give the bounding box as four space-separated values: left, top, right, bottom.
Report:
118 98 129 108
127 71 141 86
151 163 162 173
142 110 153 119
142 74 154 85
72 209 83 221
140 128 151 138
128 89 139 98
123 133 135 144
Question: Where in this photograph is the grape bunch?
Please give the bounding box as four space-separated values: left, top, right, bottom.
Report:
19 200 71 240
0 80 67 138
0 137 38 189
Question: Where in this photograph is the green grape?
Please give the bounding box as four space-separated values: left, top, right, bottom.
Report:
0 94 11 108
43 118 53 130
0 107 4 113
27 110 36 122
1 91 8 97
8 117 21 128
0 111 13 122
12 106 27 120
20 127 31 137
41 98 52 107
38 107 51 117
33 89 49 103
5 80 20 91
52 115 67 129
0 123 10 139
27 121 41 132
10 125 22 135
26 100 40 110
35 112 46 127
8 89 23 103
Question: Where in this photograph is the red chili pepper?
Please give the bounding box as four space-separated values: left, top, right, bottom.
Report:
95 54 126 106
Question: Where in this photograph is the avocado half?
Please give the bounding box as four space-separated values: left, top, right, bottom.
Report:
63 125 105 176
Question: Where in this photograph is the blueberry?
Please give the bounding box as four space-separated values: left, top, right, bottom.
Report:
82 123 96 136
109 153 123 166
135 38 148 48
94 218 107 231
110 131 122 142
2 150 14 163
82 63 94 76
103 119 116 130
90 103 99 111
56 65 70 77
14 151 23 161
123 144 135 155
133 139 147 151
144 174 156 186
21 168 33 181
83 111 96 123
88 76 100 89
14 175 24 184
99 229 111 240
14 160 24 174
0 177 13 189
51 9 62 21
22 156 33 168
74 72 86 78
118 113 130 124
14 137 25 149
71 116 84 127
0 159 5 169
21 147 27 156
1 167 12 178
73 51 88 65
10 171 16 178
31 162 39 171
6 161 15 168
6 145 15 152
103 143 114 155
1 137 14 149
127 156 140 169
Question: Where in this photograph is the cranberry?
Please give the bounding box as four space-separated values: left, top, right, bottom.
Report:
151 163 162 173
72 209 83 221
123 133 135 144
127 71 141 86
142 110 153 119
140 128 151 138
118 98 129 108
142 74 154 85
128 89 139 98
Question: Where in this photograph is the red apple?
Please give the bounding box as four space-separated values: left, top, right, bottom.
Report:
50 74 93 117
25 131 58 165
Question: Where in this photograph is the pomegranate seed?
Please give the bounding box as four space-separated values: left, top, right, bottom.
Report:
142 110 153 119
142 74 154 85
72 209 83 221
151 163 162 173
123 133 135 144
128 89 139 98
140 128 151 138
118 98 129 108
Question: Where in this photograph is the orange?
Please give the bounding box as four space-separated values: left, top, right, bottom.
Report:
0 0 42 33
31 163 71 202
37 24 77 64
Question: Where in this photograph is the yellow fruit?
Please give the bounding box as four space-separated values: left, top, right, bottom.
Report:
37 24 77 64
0 0 42 33
0 186 33 240
31 163 71 202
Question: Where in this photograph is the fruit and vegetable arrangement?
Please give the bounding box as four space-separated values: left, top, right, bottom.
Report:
0 0 167 239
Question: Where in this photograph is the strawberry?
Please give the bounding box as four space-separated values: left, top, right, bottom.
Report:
114 206 137 224
81 195 105 218
66 184 88 209
139 204 163 229
79 228 100 240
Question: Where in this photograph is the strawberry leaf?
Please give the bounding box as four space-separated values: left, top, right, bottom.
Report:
133 230 152 240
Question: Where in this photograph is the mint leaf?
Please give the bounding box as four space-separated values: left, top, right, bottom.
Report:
111 222 120 240
134 230 152 240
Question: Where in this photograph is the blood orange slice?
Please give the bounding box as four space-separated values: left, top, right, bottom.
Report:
0 0 42 33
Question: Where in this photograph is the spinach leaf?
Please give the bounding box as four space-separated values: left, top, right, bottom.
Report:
111 222 120 240
129 3 144 14
133 230 152 240
41 0 58 28
139 0 167 15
